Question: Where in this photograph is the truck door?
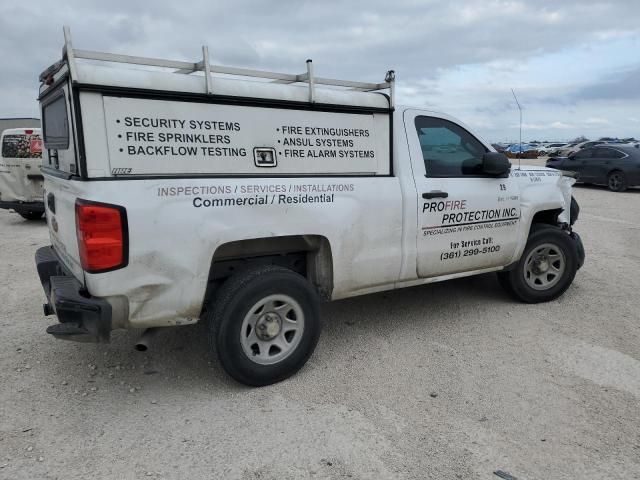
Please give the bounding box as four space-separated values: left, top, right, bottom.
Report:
404 110 521 278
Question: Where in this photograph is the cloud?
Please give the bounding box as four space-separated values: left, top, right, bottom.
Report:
584 117 611 126
0 0 639 141
518 121 573 130
571 66 640 101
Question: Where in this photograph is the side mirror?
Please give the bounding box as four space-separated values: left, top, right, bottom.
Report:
482 152 511 177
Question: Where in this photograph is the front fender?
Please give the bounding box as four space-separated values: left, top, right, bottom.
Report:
509 168 575 263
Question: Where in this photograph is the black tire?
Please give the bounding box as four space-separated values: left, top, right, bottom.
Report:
18 211 44 220
497 224 578 303
607 170 627 192
496 269 516 298
207 264 321 386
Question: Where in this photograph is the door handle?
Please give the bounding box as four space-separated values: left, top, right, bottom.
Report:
422 191 449 199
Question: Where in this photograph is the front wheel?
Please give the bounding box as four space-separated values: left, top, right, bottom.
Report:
207 265 321 386
497 225 579 303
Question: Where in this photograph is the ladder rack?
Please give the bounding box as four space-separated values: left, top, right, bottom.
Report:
47 26 395 107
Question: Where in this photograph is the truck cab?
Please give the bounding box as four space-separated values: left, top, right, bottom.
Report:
0 127 45 220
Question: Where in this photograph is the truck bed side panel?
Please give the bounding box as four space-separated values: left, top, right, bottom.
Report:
80 177 403 327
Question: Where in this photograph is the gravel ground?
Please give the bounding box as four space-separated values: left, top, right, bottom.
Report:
1 165 639 479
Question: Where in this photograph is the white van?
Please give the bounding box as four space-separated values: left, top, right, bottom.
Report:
35 28 584 386
0 127 45 220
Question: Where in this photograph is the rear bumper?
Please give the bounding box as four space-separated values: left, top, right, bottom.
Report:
0 200 44 214
35 246 112 342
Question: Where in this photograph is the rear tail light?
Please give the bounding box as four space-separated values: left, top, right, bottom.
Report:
75 200 128 273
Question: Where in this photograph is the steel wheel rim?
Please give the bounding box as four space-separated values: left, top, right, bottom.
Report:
609 174 621 190
523 242 566 291
240 294 305 365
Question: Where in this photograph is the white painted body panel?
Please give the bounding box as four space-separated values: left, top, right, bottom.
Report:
58 175 403 327
40 67 576 330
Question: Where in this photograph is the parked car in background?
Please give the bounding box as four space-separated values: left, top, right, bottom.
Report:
506 143 535 154
552 142 578 157
538 143 568 156
546 144 640 192
557 140 604 157
0 127 45 219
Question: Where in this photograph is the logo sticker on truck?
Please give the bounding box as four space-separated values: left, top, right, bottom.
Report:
103 97 389 177
422 199 520 233
155 181 355 209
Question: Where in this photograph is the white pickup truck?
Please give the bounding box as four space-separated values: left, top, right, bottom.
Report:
36 29 584 386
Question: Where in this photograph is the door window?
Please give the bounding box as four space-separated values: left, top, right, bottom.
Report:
572 149 592 160
415 116 487 177
603 148 625 159
591 148 625 159
591 148 609 159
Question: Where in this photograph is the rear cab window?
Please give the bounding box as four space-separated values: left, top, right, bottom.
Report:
41 88 76 174
42 92 69 149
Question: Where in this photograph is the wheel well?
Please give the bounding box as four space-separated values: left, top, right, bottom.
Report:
530 208 563 232
201 235 334 316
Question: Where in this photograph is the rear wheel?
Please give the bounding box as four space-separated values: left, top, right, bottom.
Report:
207 264 321 386
18 211 44 220
497 225 578 303
607 171 626 192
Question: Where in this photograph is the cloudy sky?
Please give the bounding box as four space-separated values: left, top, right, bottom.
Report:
1 0 639 142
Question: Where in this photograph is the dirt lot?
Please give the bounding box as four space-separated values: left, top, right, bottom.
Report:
1 167 639 479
